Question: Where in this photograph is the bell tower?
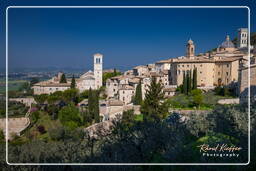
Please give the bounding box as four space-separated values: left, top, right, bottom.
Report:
186 38 195 58
94 53 103 89
238 28 248 48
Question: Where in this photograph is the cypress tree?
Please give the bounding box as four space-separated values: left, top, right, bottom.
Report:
88 88 100 123
94 90 100 123
183 72 188 95
182 72 186 93
192 68 198 90
88 88 94 123
141 77 168 121
70 75 76 89
60 74 67 83
134 81 143 105
188 70 192 93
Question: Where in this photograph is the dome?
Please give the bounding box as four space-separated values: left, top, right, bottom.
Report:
220 35 235 48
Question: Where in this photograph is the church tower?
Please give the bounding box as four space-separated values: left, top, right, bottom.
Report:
238 28 248 48
186 38 195 58
94 53 103 89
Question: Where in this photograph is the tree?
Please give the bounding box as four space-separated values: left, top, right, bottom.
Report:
192 68 197 90
134 81 143 105
30 77 39 85
60 73 67 83
191 89 203 108
34 94 48 104
63 89 79 104
187 70 192 93
94 91 100 123
70 75 76 89
121 110 135 128
81 109 92 126
103 70 121 86
19 82 30 92
183 72 188 95
182 72 186 94
88 88 100 123
58 103 81 130
48 124 65 141
88 88 94 123
0 129 4 142
141 77 168 121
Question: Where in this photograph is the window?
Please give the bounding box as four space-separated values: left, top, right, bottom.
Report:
96 58 101 64
200 64 202 67
182 65 184 67
226 72 228 76
200 71 202 74
123 91 125 94
227 64 229 67
218 72 220 75
187 65 189 67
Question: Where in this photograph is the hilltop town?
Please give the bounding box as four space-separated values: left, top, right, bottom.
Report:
1 27 256 165
15 28 254 122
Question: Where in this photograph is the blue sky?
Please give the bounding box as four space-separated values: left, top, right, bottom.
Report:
0 0 255 71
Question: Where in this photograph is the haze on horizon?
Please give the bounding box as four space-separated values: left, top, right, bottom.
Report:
5 7 249 71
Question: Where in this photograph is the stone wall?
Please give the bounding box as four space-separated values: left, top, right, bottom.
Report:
169 109 211 115
9 97 36 107
239 64 256 103
0 117 30 140
217 98 240 104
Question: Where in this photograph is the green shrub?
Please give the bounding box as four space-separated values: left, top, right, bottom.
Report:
30 111 40 124
0 129 4 142
58 104 81 130
48 126 65 141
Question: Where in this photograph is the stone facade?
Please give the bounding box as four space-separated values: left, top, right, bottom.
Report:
238 28 248 48
118 85 135 105
169 36 246 88
33 53 103 94
9 97 36 107
133 65 149 76
238 64 256 103
0 117 30 140
155 59 171 73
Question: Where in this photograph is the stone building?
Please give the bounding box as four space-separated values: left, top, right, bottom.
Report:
118 84 135 105
76 70 95 92
155 59 172 73
169 35 246 88
238 42 256 103
133 65 149 76
238 28 248 49
32 53 103 95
